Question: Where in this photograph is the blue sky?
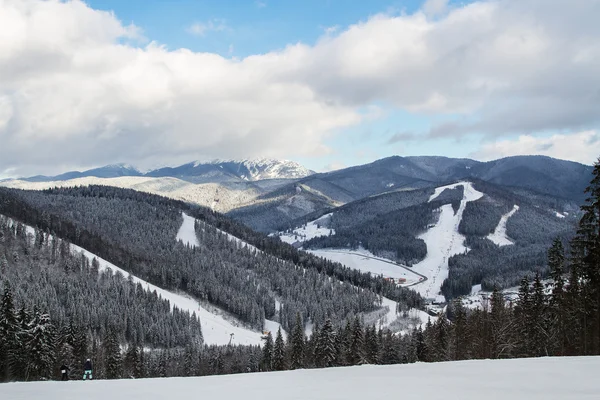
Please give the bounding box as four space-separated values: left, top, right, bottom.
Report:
0 0 598 178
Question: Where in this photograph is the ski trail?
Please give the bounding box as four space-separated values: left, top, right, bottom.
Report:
487 205 519 246
410 182 484 301
175 212 284 342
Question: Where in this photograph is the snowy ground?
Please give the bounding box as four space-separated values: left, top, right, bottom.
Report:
277 213 334 245
2 357 598 400
308 248 423 286
487 205 519 246
411 182 484 301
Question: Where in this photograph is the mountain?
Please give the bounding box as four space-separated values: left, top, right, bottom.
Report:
2 155 591 233
277 179 578 301
22 163 143 182
15 158 314 184
146 158 314 183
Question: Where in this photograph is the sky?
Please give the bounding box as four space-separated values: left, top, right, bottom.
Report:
0 0 599 178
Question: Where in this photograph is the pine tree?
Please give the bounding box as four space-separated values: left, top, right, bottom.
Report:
572 158 600 354
289 313 305 369
314 318 336 368
531 274 549 356
272 328 286 371
261 332 273 371
548 239 568 355
515 277 531 357
26 308 56 380
103 329 123 379
0 283 18 381
347 317 365 365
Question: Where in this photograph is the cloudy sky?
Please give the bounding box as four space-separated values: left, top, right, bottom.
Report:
0 0 599 178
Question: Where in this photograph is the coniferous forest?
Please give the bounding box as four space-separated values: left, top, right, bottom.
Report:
1 159 600 381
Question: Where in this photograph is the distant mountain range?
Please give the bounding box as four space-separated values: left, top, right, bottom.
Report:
2 154 592 232
15 159 315 183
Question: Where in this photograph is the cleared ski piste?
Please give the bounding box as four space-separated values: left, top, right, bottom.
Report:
3 357 598 400
410 182 484 300
486 204 519 246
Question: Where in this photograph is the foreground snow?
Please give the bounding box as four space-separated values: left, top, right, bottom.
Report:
487 205 519 246
412 182 484 300
2 357 598 400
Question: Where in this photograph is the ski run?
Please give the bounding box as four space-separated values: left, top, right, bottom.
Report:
2 356 598 400
486 204 519 246
410 182 483 301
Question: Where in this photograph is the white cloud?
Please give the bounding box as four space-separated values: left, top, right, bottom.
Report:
324 25 339 35
472 131 600 165
0 0 599 176
187 19 229 36
422 0 450 17
255 1 267 8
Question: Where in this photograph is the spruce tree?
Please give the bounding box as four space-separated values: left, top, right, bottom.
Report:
289 313 305 369
0 283 18 381
103 329 123 379
314 318 336 368
347 317 365 365
272 328 286 371
261 332 273 371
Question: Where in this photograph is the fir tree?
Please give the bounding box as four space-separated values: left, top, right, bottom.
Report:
103 329 123 379
260 331 273 371
314 318 336 368
272 328 286 371
289 313 305 369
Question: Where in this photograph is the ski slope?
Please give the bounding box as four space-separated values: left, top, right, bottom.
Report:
3 357 598 400
487 205 519 246
308 248 422 286
412 182 484 300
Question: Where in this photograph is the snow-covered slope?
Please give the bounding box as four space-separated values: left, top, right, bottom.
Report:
0 176 261 213
3 357 598 399
277 213 335 245
487 205 519 246
308 248 423 286
412 182 484 301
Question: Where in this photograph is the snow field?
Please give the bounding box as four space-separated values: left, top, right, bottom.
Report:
487 204 519 246
3 356 598 400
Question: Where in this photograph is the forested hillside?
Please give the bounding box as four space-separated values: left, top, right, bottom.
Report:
0 186 422 332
